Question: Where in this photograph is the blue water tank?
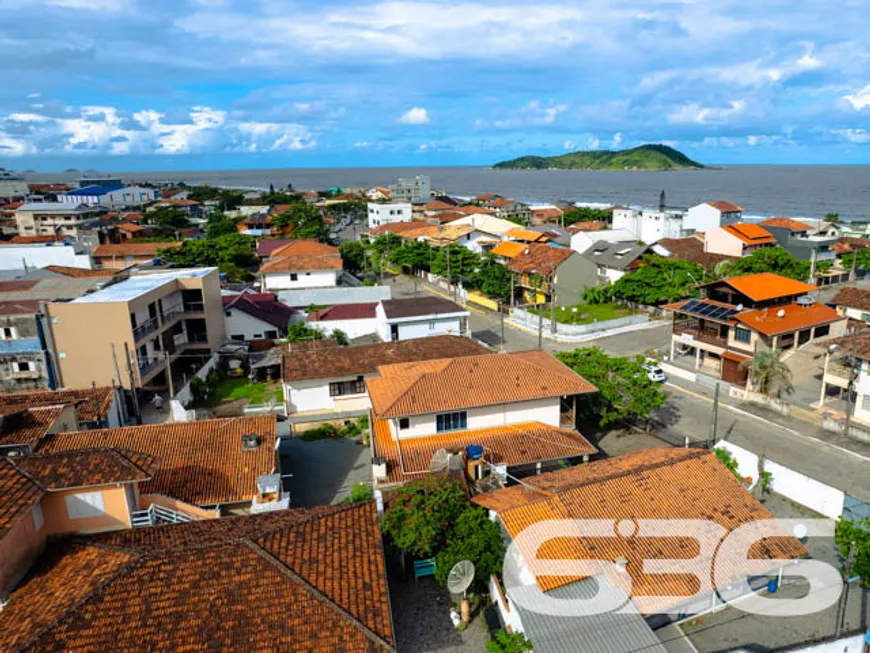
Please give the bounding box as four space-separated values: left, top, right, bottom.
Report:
466 445 484 461
219 273 227 281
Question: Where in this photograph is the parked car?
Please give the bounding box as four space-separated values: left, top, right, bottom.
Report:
642 363 666 383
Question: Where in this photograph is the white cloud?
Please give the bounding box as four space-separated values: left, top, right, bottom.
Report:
796 48 822 70
563 140 575 150
493 100 568 129
353 141 372 148
397 107 430 125
844 84 870 110
832 128 870 143
668 99 747 125
612 133 623 148
586 136 600 149
417 143 429 151
26 93 40 99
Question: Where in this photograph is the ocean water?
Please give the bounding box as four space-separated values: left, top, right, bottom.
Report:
22 165 870 221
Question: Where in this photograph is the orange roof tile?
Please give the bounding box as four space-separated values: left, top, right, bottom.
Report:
505 227 548 242
0 405 66 449
38 416 277 506
92 242 181 258
9 235 63 244
0 386 114 423
117 222 145 233
0 503 395 652
758 217 812 232
11 448 159 490
0 458 42 534
491 241 527 259
831 286 870 312
707 201 743 213
269 239 339 258
507 243 576 275
473 448 806 612
367 350 597 418
372 418 596 485
734 302 844 337
423 200 456 212
721 222 777 245
258 254 343 274
708 272 817 302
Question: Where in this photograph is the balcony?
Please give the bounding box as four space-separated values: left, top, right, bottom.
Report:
160 303 184 326
183 301 205 314
10 370 40 380
132 316 159 342
674 324 728 348
138 357 162 380
185 332 209 347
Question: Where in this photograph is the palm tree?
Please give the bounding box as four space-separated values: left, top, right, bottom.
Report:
740 347 794 397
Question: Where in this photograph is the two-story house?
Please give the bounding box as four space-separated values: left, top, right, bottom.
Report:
91 241 182 270
684 200 743 234
368 349 598 488
666 272 845 384
0 300 56 392
257 240 343 292
367 202 412 229
703 223 777 257
507 243 598 306
14 203 104 238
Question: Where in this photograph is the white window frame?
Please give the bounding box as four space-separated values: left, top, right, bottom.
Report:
65 491 106 519
31 501 44 531
0 326 16 340
12 361 35 373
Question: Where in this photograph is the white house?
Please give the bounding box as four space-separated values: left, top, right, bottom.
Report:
58 185 157 208
306 303 380 340
611 206 684 244
569 228 636 255
376 296 468 341
449 214 520 253
257 242 343 292
282 336 488 418
367 202 412 229
684 201 743 234
0 242 93 272
222 292 295 341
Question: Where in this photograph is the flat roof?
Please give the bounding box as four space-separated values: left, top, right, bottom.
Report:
16 203 100 214
72 268 214 303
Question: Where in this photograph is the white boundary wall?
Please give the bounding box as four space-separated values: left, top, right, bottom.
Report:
715 440 845 520
170 353 219 421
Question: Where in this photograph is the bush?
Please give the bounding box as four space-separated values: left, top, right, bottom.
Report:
381 478 468 557
349 483 373 503
486 630 533 653
330 329 350 346
714 448 742 481
298 423 341 441
189 376 209 404
435 507 505 593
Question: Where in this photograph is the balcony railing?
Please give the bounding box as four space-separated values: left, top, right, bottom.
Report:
160 304 184 326
183 301 205 313
132 316 159 342
186 332 209 345
138 357 162 379
827 361 854 381
674 324 728 348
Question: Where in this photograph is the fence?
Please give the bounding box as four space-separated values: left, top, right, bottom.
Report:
170 353 219 422
658 362 697 384
714 440 845 519
509 307 650 341
729 386 791 416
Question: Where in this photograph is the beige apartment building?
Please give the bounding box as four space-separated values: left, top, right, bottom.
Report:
44 267 226 392
15 202 104 237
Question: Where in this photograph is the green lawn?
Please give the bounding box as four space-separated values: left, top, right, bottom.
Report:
531 302 637 325
213 378 283 404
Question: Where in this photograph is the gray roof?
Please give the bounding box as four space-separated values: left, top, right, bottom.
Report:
581 241 652 270
381 296 467 319
514 577 668 653
15 203 101 214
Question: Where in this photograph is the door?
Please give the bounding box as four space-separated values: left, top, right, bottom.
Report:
391 324 399 341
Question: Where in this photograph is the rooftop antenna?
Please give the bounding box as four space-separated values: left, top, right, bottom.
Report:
446 560 475 625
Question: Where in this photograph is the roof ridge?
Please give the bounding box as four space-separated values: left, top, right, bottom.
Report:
244 537 395 652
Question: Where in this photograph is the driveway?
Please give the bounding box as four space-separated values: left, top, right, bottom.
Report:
278 437 371 507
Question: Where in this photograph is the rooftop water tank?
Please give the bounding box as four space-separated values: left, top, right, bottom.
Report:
466 445 484 461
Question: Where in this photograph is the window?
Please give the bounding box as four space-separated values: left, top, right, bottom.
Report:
862 313 870 323
329 376 366 397
253 333 263 339
12 361 34 372
399 418 410 430
265 330 278 339
230 334 244 341
436 411 467 433
290 273 298 281
65 491 105 519
32 502 43 531
305 272 311 276
734 327 752 344
225 311 232 317
0 327 15 340
429 321 436 331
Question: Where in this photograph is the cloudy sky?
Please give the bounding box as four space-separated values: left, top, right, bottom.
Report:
2 0 870 170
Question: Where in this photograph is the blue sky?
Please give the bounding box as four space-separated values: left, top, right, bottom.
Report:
2 0 870 170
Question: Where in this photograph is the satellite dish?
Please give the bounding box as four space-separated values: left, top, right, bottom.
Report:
793 523 808 541
447 560 475 596
736 304 744 312
777 309 786 318
429 449 450 473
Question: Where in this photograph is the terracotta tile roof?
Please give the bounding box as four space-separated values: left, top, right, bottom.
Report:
758 217 812 233
658 237 736 269
706 201 743 213
454 205 494 215
491 241 527 258
0 386 114 424
507 243 576 275
269 239 339 258
424 200 456 212
380 296 465 319
92 242 181 258
709 272 817 302
721 222 777 245
256 238 294 257
0 405 66 449
37 416 278 506
9 235 63 244
283 335 488 383
11 448 159 490
426 225 474 247
155 198 200 207
308 302 379 322
0 280 39 293
567 220 608 232
0 503 394 652
373 419 596 485
532 208 563 221
43 265 116 278
258 254 343 274
222 293 295 330
839 237 870 249
428 211 465 225
116 222 145 233
0 300 42 315
472 448 806 611
505 227 548 242
398 224 439 239
367 350 597 418
0 458 42 534
365 222 428 238
734 302 844 337
832 286 870 312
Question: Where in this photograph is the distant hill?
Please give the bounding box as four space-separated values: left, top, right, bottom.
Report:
493 144 704 171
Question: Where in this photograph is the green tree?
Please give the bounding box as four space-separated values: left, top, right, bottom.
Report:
725 247 811 281
469 255 512 303
339 241 368 274
610 256 705 305
431 244 481 283
273 203 330 240
285 323 324 343
740 346 794 397
435 508 506 593
840 249 870 270
380 478 468 558
825 212 840 224
204 212 239 239
487 631 534 653
329 329 350 346
147 206 190 238
582 284 614 305
561 206 612 225
835 518 870 588
349 483 373 503
556 347 666 427
159 233 257 281
390 241 435 271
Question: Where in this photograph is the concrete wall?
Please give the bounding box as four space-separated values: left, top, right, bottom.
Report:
0 508 46 595
554 254 599 305
511 307 648 338
138 493 219 519
489 574 525 636
729 386 790 415
173 353 218 409
685 204 729 233
392 397 561 438
704 227 745 257
382 316 464 341
41 485 133 535
0 244 93 271
262 269 339 291
225 309 282 341
286 375 370 414
715 440 845 519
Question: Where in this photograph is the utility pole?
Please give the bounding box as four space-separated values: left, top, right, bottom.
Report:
845 329 860 438
809 248 817 284
549 274 557 336
446 246 452 300
165 351 175 423
708 382 720 447
499 302 506 353
836 541 857 637
510 274 515 308
537 307 543 349
123 342 141 423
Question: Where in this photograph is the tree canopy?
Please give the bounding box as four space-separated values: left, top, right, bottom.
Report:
835 517 870 589
339 241 368 274
609 255 705 305
272 203 330 240
434 508 505 593
556 347 666 426
561 206 612 225
724 247 810 281
147 206 190 239
840 248 870 270
469 255 513 303
740 347 794 397
204 212 239 240
158 233 257 282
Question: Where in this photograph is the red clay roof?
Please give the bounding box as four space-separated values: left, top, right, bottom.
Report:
9 235 63 244
0 458 42 534
269 239 339 258
43 265 116 278
92 242 181 257
367 350 597 418
507 243 576 275
38 416 277 506
222 293 295 330
0 386 115 424
258 254 343 274
658 236 737 269
256 239 294 257
734 302 844 337
491 241 527 258
372 418 596 485
505 227 548 242
366 221 432 238
721 222 777 245
11 448 159 490
706 201 743 213
308 302 378 322
759 217 812 232
567 220 608 232
0 503 395 652
472 448 805 611
423 200 456 211
831 286 870 312
709 273 817 302
0 300 42 315
0 405 66 449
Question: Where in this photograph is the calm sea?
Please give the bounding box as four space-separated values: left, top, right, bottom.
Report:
21 165 870 221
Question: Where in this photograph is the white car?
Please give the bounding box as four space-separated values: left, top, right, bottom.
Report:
642 363 666 383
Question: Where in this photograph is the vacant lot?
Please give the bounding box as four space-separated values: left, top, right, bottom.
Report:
533 302 637 325
213 378 283 404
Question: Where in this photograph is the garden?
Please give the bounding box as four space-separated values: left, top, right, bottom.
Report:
188 367 283 413
530 301 637 325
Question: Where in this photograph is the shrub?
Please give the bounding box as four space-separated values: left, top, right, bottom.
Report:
435 507 506 593
298 423 341 441
349 483 373 503
486 630 533 653
381 478 468 557
714 448 742 481
330 329 350 346
189 376 209 404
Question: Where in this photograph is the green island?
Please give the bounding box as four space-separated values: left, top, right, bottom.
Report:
493 143 704 170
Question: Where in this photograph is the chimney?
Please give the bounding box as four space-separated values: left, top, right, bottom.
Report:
372 456 387 481
242 433 260 451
